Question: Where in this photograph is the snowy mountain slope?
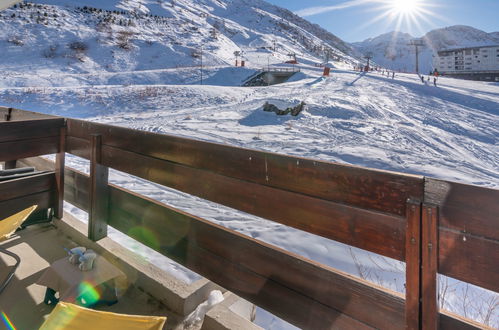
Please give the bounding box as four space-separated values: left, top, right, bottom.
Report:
352 25 499 73
490 31 499 42
0 0 356 82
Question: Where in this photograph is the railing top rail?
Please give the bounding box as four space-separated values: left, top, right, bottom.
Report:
65 118 423 260
0 106 59 122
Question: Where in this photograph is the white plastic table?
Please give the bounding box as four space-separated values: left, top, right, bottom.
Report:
37 255 127 304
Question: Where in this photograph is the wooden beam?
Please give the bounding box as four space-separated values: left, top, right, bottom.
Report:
54 125 66 218
88 135 109 241
108 186 405 329
425 178 499 293
64 139 405 260
425 178 499 242
3 107 13 121
100 144 406 260
64 167 89 211
439 229 499 293
0 172 56 203
3 160 16 170
405 199 421 330
0 106 57 121
0 190 55 220
66 118 424 216
19 157 89 211
421 204 438 330
0 136 60 162
0 118 65 143
439 310 483 330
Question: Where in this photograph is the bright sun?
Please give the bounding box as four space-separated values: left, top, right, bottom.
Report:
356 0 438 40
391 0 420 14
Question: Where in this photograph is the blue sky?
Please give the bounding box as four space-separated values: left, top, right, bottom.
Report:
265 0 499 42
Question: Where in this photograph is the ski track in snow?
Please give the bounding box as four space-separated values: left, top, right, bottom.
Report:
2 65 499 328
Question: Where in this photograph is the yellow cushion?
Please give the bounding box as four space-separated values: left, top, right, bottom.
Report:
39 302 166 330
0 206 37 241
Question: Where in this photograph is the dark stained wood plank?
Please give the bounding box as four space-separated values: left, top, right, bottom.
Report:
66 119 424 216
421 204 438 330
41 153 406 260
64 167 89 211
2 107 13 121
66 136 90 160
108 186 405 330
88 135 109 241
439 228 499 293
17 157 54 169
0 136 60 161
180 234 374 330
439 311 484 330
0 190 55 220
0 107 58 121
55 126 66 218
0 118 65 143
101 144 406 260
0 172 56 203
405 199 421 330
425 178 499 241
17 157 89 212
19 154 407 262
4 160 17 169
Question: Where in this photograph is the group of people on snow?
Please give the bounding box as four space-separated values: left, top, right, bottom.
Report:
353 65 442 87
380 69 396 79
421 69 439 86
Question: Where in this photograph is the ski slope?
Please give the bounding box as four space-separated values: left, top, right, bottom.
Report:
4 64 497 186
1 62 498 328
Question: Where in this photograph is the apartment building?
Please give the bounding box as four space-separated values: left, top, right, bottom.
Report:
433 45 499 81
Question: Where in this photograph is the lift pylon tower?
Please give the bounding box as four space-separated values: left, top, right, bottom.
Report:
408 39 425 74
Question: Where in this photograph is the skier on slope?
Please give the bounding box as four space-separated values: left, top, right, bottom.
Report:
392 71 395 79
433 76 437 87
420 75 425 83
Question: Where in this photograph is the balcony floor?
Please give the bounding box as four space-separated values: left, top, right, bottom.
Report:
0 223 185 330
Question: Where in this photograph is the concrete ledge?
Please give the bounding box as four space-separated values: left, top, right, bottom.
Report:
56 212 222 316
202 292 261 330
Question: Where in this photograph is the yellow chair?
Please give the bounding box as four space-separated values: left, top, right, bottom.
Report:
0 205 38 294
40 302 167 330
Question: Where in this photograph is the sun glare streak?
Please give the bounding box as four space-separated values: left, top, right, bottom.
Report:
297 0 442 39
355 10 393 32
295 0 373 17
1 312 16 330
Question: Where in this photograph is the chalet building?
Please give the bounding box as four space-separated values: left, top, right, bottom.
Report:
433 45 499 81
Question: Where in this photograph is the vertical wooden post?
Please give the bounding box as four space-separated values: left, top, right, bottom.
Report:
54 125 66 219
405 199 422 330
422 204 438 330
4 160 17 169
89 134 109 241
3 109 16 170
4 107 13 121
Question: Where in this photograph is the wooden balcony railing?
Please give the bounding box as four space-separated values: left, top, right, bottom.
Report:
1 106 497 329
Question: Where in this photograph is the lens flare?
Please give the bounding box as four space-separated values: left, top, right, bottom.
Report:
128 226 160 251
1 311 16 330
77 281 101 306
